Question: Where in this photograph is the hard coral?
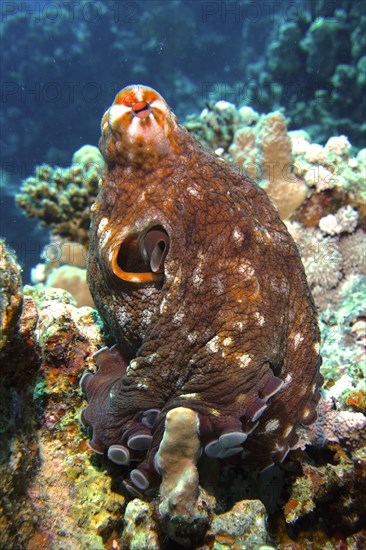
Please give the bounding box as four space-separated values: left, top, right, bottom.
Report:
157 407 214 547
184 100 240 152
229 111 309 219
0 239 23 351
319 205 359 235
340 229 366 276
16 146 104 247
45 266 94 308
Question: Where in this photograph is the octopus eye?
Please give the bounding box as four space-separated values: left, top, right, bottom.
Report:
141 226 170 273
111 225 169 284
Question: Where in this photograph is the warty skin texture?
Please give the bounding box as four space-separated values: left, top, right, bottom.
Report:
82 85 322 496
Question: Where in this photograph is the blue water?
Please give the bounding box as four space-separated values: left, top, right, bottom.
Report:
1 0 364 280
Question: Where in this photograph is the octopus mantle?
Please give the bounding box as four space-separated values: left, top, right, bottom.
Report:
80 84 322 497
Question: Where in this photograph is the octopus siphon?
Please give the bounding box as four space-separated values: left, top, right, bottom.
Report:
80 84 323 497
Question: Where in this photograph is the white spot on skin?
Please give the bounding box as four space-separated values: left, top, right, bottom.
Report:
206 336 220 353
109 389 116 400
254 312 265 326
232 228 244 244
99 229 112 249
283 425 293 438
284 374 293 386
302 407 311 420
140 308 154 327
238 261 255 277
234 321 245 332
192 267 203 289
255 226 273 242
159 297 168 314
127 359 139 374
109 103 131 128
192 252 206 290
265 419 280 432
212 273 226 296
237 353 251 368
293 332 304 350
187 333 197 344
299 386 308 397
172 312 185 326
187 186 200 197
97 217 109 236
222 337 233 347
314 342 320 354
180 393 200 400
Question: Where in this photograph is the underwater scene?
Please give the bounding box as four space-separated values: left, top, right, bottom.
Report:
0 0 365 548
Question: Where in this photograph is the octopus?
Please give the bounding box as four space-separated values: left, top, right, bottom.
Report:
80 84 323 498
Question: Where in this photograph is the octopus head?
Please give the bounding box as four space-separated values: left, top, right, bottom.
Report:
99 84 179 166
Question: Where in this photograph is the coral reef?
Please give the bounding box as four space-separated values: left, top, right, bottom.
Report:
0 278 129 549
201 499 270 549
318 275 366 383
186 101 365 227
229 110 309 218
184 100 242 153
121 497 272 550
245 1 366 146
16 145 104 247
0 238 23 350
30 236 92 307
44 265 93 308
1 229 365 548
284 446 366 536
0 242 40 547
121 499 160 550
4 85 366 550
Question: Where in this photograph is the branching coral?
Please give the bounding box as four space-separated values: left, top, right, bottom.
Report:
16 146 104 247
184 100 240 152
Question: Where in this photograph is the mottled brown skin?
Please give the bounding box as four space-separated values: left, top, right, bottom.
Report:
82 85 322 496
